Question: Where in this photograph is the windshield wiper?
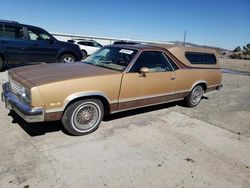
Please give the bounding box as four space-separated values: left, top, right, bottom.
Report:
96 64 122 71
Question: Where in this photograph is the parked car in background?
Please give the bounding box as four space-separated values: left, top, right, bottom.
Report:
68 39 103 58
0 20 83 71
2 43 222 136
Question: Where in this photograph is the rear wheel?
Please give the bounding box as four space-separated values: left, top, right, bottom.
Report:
184 85 204 107
59 54 76 63
62 99 104 136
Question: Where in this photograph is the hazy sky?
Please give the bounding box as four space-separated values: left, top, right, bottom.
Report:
0 0 249 50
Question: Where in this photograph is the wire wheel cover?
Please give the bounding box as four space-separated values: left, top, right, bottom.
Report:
72 103 100 131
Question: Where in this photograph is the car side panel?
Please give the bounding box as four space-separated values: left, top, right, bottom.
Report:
2 37 32 63
86 46 99 55
78 45 99 55
22 40 59 62
35 74 122 113
175 69 222 92
117 71 176 111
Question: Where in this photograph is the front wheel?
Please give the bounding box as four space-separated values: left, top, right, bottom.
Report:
184 85 204 107
62 99 104 136
59 54 76 63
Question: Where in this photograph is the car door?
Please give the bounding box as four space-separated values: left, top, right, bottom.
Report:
2 24 30 63
25 26 59 62
118 51 177 111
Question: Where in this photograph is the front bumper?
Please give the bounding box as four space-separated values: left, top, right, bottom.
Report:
1 82 44 123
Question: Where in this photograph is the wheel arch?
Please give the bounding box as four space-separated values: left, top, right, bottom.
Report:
56 49 78 61
190 80 207 91
63 92 112 115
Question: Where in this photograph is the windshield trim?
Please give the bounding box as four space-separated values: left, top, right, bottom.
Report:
83 61 124 72
83 46 139 72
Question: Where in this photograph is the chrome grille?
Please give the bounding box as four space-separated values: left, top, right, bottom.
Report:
9 77 23 97
8 75 31 105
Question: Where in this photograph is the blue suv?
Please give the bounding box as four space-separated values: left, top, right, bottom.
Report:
0 20 83 71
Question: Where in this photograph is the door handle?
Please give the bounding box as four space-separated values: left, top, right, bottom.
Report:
32 43 38 46
170 77 176 80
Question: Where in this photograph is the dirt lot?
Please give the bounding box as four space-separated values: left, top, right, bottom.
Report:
219 58 250 72
0 59 250 188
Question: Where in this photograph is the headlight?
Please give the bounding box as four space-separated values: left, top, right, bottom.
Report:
20 87 31 105
9 76 31 105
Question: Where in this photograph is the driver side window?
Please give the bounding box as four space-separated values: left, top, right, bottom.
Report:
129 51 173 72
27 27 51 41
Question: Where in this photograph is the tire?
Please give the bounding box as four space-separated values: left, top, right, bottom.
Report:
62 99 104 136
0 56 5 72
81 50 87 59
59 53 76 63
184 85 204 107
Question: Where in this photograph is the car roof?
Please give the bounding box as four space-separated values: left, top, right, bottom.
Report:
111 43 166 51
111 43 219 68
0 19 19 24
112 43 217 54
0 20 45 31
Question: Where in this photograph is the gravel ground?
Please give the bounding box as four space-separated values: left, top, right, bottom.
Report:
219 58 250 72
173 73 250 138
0 62 249 188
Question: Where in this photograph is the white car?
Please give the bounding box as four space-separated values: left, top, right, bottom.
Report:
70 40 103 59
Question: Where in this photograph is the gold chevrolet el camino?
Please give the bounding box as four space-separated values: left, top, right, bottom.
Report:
1 44 222 135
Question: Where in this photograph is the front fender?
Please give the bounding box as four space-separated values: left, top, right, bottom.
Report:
45 91 113 113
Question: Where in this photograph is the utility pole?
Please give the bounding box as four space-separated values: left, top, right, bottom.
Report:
184 30 187 46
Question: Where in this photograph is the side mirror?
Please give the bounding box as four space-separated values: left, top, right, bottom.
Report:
139 67 149 77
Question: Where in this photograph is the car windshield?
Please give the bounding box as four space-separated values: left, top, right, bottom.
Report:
83 46 138 71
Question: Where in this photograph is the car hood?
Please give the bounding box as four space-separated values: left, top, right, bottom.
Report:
9 63 120 87
56 40 76 46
